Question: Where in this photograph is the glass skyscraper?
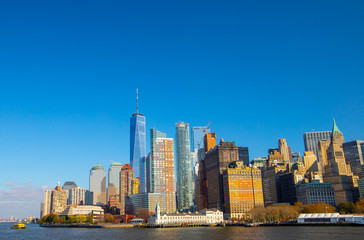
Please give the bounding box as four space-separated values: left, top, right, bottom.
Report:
107 162 123 201
176 122 193 210
150 128 167 193
130 90 146 179
89 163 106 205
191 127 210 152
303 131 332 160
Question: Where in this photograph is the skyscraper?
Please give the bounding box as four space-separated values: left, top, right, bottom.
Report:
89 163 107 205
343 140 364 177
119 164 134 214
191 126 210 152
176 122 193 210
303 151 319 173
150 128 167 193
204 132 217 153
304 131 332 160
152 138 176 213
130 89 146 178
41 182 69 217
278 138 292 162
107 162 123 201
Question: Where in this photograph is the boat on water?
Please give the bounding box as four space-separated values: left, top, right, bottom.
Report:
11 223 26 229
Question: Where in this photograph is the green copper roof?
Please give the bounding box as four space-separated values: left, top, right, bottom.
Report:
91 163 104 170
110 162 123 166
332 118 342 134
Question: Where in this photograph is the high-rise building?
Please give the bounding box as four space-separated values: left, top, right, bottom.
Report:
119 164 134 214
323 119 357 204
150 128 167 193
89 163 106 205
140 156 147 193
303 151 319 172
107 162 123 201
205 139 239 211
176 122 193 210
251 157 268 171
318 139 331 172
262 165 286 206
151 138 176 213
223 161 264 219
132 178 140 195
42 182 69 217
191 126 210 152
204 132 217 153
146 153 152 193
130 89 146 178
69 187 86 205
268 150 285 167
343 140 364 177
304 131 332 160
296 182 336 205
278 139 292 162
291 152 302 163
62 181 77 191
238 147 249 166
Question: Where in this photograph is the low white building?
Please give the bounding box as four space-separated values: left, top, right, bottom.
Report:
59 205 104 222
149 204 223 225
298 213 364 224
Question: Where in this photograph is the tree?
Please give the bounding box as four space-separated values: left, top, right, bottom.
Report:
137 209 151 222
104 213 114 223
338 202 355 214
86 214 94 223
231 217 238 222
302 202 335 213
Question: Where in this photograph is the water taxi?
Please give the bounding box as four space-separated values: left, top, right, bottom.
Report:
11 223 26 229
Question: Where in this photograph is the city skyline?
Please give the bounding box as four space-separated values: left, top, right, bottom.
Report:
1 1 364 218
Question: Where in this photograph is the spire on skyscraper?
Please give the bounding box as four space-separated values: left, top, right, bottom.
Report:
332 118 342 134
136 88 139 114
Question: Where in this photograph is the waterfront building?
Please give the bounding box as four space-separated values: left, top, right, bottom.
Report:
223 161 264 219
297 213 364 224
251 157 267 171
343 140 364 177
296 182 336 205
323 119 357 204
278 138 292 162
262 165 286 206
107 162 123 202
149 204 223 225
303 131 332 160
59 205 104 223
150 128 167 193
358 165 364 198
62 181 77 191
130 89 146 178
89 163 106 205
119 164 134 214
205 139 239 211
69 187 86 205
132 178 140 195
238 147 249 166
204 132 217 153
303 151 319 172
176 122 193 210
151 137 176 213
277 171 305 205
128 192 162 215
41 182 69 217
191 126 210 152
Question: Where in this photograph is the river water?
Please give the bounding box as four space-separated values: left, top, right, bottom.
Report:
1 222 363 240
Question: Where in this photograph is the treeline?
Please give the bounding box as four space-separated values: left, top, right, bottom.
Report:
245 198 364 223
39 214 94 224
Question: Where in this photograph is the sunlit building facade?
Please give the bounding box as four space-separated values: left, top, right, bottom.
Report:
89 163 107 205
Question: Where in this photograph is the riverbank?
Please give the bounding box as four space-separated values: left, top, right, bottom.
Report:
40 223 134 228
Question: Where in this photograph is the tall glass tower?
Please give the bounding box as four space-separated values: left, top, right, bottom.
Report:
176 122 193 210
130 89 146 179
191 127 210 152
150 128 167 192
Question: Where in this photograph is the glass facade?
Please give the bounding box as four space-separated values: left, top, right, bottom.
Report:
108 162 123 200
303 131 331 159
130 113 146 178
176 122 193 210
191 127 210 152
89 164 106 205
150 129 167 193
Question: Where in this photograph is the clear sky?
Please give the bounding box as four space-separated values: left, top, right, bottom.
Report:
0 0 363 218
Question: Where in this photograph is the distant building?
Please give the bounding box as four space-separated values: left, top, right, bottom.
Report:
191 126 210 152
130 89 146 179
62 181 77 191
149 204 223 225
176 122 194 210
238 147 249 166
304 131 332 160
132 178 140 195
277 171 305 205
150 128 167 193
59 205 104 223
291 152 302 162
318 139 331 173
205 139 239 211
89 163 106 205
128 193 162 215
69 187 86 205
278 139 292 162
85 190 94 205
107 162 123 202
42 182 69 217
303 151 319 172
119 164 134 214
343 140 364 177
262 165 286 206
268 150 285 167
251 157 268 171
204 132 217 153
223 161 264 219
296 182 336 205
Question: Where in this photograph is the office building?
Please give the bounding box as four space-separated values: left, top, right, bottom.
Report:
41 182 69 217
238 146 249 166
278 138 292 162
89 163 106 205
62 181 77 191
176 122 193 210
140 156 147 193
132 178 140 195
69 187 86 205
291 152 302 162
251 157 268 171
204 132 217 153
343 140 364 177
119 164 134 214
262 165 286 206
205 139 239 211
296 182 336 206
223 161 264 219
151 137 176 213
304 131 332 160
318 139 331 172
127 192 162 216
150 128 167 193
130 89 146 178
268 150 285 167
107 162 123 201
303 151 319 172
191 126 210 152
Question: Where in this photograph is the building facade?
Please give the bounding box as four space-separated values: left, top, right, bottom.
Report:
296 182 336 205
107 162 123 202
343 140 364 177
278 138 292 162
303 151 319 172
150 128 167 193
41 182 69 217
176 122 194 210
304 131 332 160
69 187 86 205
238 147 249 166
89 163 106 205
119 164 134 214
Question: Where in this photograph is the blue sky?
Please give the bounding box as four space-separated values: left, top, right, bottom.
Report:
0 0 363 218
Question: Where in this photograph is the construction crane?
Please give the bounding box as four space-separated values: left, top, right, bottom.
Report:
197 121 211 149
203 121 211 134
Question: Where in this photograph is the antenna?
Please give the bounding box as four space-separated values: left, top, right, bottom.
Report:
136 88 139 114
